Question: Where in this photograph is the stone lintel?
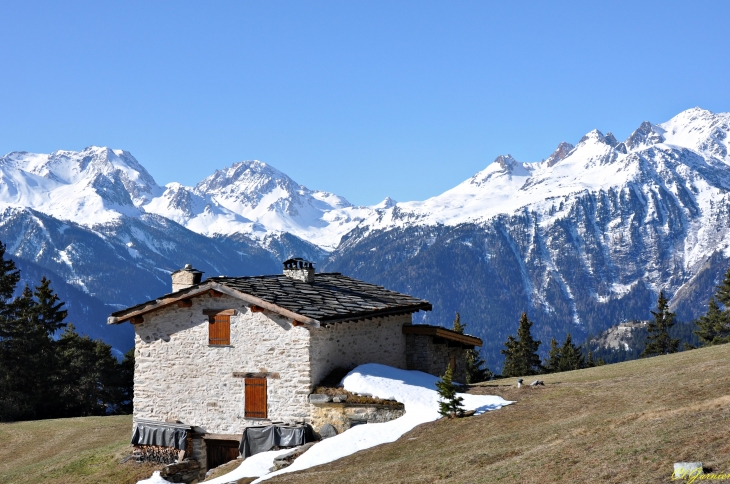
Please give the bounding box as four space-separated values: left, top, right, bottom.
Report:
232 371 280 379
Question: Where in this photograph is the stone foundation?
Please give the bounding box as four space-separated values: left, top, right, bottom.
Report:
310 402 405 434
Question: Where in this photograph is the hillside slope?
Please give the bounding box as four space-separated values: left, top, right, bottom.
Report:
265 344 730 484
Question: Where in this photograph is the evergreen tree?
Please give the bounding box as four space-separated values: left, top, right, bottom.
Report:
641 291 680 357
465 349 493 384
715 267 730 309
435 365 464 418
544 337 561 373
694 297 729 345
451 312 492 383
452 312 465 334
501 313 542 377
557 333 584 372
586 350 596 368
0 242 134 421
55 326 125 417
34 277 68 335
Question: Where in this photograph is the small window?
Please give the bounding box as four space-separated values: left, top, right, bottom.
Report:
244 378 267 419
209 314 230 345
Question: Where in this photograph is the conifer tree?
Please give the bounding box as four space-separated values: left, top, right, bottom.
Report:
715 267 730 309
501 313 542 377
452 312 465 334
435 365 464 418
451 312 492 382
641 291 680 357
694 297 729 345
557 333 584 372
586 350 596 368
544 337 561 373
0 242 134 421
465 349 493 383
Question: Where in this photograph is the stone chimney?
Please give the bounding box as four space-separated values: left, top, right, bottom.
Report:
283 258 315 283
171 264 203 292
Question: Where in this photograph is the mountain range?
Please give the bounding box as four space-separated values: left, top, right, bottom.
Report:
2 107 729 369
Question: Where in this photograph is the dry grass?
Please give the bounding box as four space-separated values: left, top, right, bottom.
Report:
0 415 160 484
265 344 730 483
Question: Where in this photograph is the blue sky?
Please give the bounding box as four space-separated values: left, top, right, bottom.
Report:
1 1 728 206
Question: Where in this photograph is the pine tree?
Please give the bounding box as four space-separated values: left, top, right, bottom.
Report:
557 333 584 372
435 365 464 418
34 277 68 335
0 241 20 334
452 312 465 334
465 348 493 383
641 291 680 357
586 350 596 368
715 267 730 309
501 313 542 377
694 297 728 345
0 243 134 421
544 337 561 373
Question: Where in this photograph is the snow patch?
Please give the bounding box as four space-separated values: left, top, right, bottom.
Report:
203 364 511 484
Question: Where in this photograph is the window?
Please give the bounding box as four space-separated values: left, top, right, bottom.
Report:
208 314 230 345
244 378 267 419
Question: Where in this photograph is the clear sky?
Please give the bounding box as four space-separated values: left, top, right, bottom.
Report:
1 1 729 206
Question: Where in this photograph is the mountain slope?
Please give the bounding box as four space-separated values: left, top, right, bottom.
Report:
2 107 730 362
326 108 730 370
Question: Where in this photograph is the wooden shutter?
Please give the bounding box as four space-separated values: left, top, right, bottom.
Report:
245 378 267 419
209 314 230 345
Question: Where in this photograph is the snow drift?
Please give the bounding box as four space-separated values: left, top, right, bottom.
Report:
199 363 512 484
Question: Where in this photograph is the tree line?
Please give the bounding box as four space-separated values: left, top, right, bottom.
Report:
0 243 133 422
496 266 730 378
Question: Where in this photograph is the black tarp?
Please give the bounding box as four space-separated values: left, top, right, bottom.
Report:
239 424 315 458
131 420 190 451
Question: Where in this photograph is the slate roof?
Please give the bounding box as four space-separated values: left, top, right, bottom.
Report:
209 273 432 322
108 272 432 325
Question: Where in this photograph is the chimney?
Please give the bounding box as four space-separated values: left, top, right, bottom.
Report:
283 258 315 283
171 264 204 292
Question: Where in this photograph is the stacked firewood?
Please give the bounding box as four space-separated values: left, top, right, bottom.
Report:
133 445 178 464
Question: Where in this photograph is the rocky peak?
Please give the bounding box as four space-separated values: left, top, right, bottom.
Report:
495 154 519 171
373 197 397 209
545 142 575 167
625 121 666 151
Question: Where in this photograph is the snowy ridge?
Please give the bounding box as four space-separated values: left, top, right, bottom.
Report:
3 108 728 257
360 108 730 235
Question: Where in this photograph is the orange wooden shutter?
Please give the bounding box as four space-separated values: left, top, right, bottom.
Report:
245 378 267 418
209 314 230 345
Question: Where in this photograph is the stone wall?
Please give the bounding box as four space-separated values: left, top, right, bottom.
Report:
133 293 312 435
308 314 411 388
405 334 467 382
310 402 406 434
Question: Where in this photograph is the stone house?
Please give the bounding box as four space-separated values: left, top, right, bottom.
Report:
109 259 482 471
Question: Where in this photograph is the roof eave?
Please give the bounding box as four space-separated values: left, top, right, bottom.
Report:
318 302 432 325
107 281 320 328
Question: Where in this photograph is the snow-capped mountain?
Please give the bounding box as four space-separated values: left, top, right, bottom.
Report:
2 106 730 368
0 147 159 224
326 107 730 369
145 160 373 250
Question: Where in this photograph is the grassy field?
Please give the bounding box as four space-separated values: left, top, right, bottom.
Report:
0 415 160 484
3 344 730 483
266 343 730 484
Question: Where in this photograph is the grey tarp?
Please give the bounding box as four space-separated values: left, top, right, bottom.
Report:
239 424 315 458
131 420 189 451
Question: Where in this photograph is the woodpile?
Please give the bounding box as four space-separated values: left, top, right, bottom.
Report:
133 445 178 464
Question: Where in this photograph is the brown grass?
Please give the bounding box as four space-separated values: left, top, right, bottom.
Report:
264 344 730 483
0 415 160 484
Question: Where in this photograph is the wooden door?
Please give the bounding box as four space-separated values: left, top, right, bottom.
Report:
244 378 267 419
206 439 239 470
